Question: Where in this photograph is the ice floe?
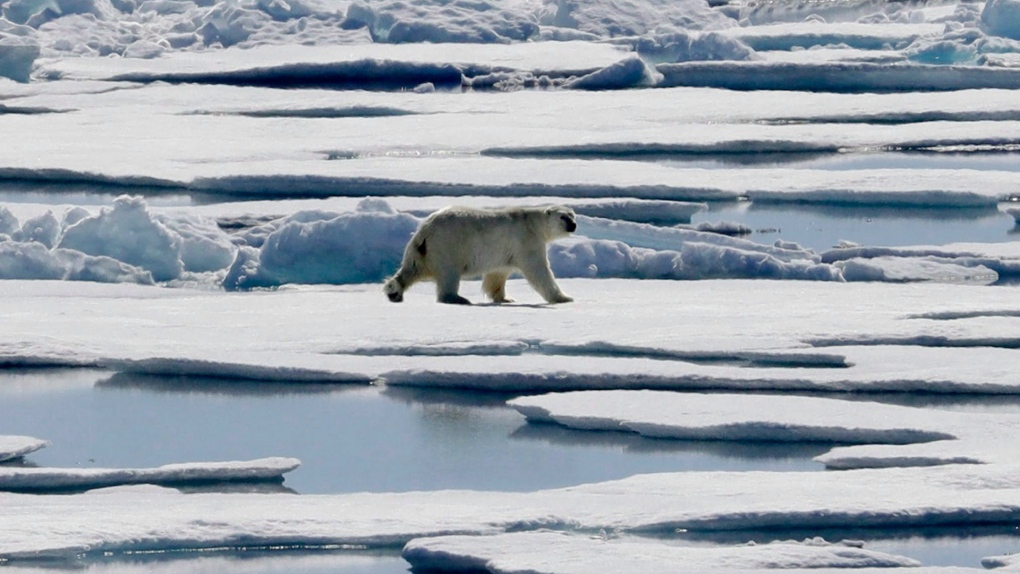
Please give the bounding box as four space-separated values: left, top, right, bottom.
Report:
0 456 300 492
401 531 923 573
5 463 1020 562
509 391 1020 468
0 434 48 462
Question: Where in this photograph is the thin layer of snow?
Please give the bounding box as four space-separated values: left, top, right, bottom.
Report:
401 531 923 573
6 464 1020 561
0 435 49 462
0 457 300 491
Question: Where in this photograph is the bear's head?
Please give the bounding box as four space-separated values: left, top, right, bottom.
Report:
544 205 577 239
383 276 404 302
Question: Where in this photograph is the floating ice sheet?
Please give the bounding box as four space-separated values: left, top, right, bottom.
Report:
5 464 1020 562
509 391 1020 468
401 531 923 573
0 435 49 462
0 457 300 492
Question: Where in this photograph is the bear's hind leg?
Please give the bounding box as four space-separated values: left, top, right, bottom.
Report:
482 271 514 303
435 271 471 305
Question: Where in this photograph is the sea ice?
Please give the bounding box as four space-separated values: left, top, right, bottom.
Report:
0 434 49 462
0 456 300 491
509 390 1020 468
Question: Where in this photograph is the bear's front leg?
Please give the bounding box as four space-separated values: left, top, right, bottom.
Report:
518 257 572 304
435 271 472 305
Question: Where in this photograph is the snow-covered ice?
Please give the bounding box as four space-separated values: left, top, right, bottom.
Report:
509 391 1020 468
401 531 924 573
0 434 48 462
5 464 1020 563
0 457 300 491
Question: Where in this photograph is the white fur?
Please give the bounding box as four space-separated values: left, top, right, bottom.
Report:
384 205 577 305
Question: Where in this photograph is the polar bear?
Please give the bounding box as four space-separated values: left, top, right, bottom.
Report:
384 205 577 305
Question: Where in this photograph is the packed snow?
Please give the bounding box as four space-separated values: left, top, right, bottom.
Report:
5 0 1020 570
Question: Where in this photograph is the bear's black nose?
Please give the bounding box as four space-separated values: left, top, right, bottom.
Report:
388 292 403 302
565 220 577 232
